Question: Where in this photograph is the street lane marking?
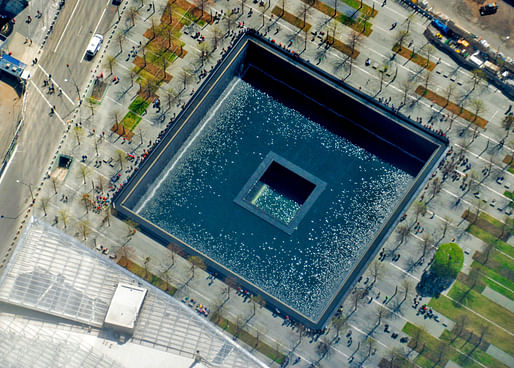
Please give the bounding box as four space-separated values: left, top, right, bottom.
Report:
79 0 109 64
29 80 66 126
38 64 76 106
54 0 83 53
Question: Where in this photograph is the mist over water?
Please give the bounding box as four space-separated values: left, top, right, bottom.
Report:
135 78 413 319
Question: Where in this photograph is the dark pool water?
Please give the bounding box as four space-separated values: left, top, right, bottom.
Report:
134 78 414 319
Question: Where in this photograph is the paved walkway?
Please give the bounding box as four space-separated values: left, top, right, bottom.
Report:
482 286 514 313
486 344 514 368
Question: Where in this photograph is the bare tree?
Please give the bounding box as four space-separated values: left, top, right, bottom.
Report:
117 32 125 53
224 276 238 301
127 7 139 27
397 224 410 244
350 289 365 313
58 209 71 229
443 83 455 107
298 2 312 29
429 177 441 201
78 164 91 185
502 115 513 137
470 98 486 123
105 56 117 75
395 29 410 52
115 149 127 170
331 314 348 339
39 197 50 216
400 78 414 106
414 200 427 221
77 220 91 240
451 315 468 343
124 219 139 237
80 193 91 214
50 176 59 194
400 279 412 303
188 255 206 280
369 259 384 286
118 244 135 267
164 87 178 110
316 337 333 362
102 206 112 227
73 125 84 145
211 26 223 50
224 13 237 36
470 68 486 91
419 234 432 258
163 2 175 22
250 294 265 317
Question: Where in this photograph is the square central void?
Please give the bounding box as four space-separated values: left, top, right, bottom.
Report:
234 152 326 234
117 34 447 328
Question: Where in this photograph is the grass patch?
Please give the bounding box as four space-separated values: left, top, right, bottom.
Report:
133 56 172 83
128 96 150 115
440 330 510 368
463 210 511 241
271 7 311 31
213 316 286 363
428 294 514 356
120 111 142 131
118 257 177 295
472 262 514 300
171 0 213 25
300 0 372 36
447 280 514 328
393 44 436 71
467 224 514 258
402 322 482 368
325 37 359 58
415 86 488 128
339 0 378 16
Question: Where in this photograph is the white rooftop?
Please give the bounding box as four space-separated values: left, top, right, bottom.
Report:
104 283 147 332
0 217 267 368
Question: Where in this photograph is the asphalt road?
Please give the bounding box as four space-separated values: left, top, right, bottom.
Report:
0 0 119 267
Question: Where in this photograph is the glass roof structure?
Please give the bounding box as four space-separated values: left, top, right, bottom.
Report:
0 217 266 368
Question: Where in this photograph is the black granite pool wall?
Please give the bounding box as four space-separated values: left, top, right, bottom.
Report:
114 32 448 329
244 40 438 165
121 43 249 210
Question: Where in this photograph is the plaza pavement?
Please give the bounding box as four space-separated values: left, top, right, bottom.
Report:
0 0 513 366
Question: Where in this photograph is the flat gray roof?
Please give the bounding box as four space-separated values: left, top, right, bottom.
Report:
104 283 147 331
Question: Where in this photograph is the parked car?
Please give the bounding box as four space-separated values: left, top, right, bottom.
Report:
479 2 498 15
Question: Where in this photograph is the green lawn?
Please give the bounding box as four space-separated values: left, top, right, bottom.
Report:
440 330 509 368
428 294 514 356
174 7 206 27
120 111 142 131
339 0 378 16
447 281 514 328
147 49 179 65
472 262 514 300
479 211 514 230
467 225 514 258
128 96 150 116
402 322 482 368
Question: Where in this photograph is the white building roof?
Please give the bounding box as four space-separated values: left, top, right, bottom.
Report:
104 283 147 331
0 218 267 368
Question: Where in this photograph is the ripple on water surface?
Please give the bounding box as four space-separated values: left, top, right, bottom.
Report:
136 78 413 320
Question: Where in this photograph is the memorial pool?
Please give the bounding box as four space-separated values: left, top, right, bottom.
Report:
114 33 447 328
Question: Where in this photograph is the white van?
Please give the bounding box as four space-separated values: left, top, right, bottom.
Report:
85 34 103 59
